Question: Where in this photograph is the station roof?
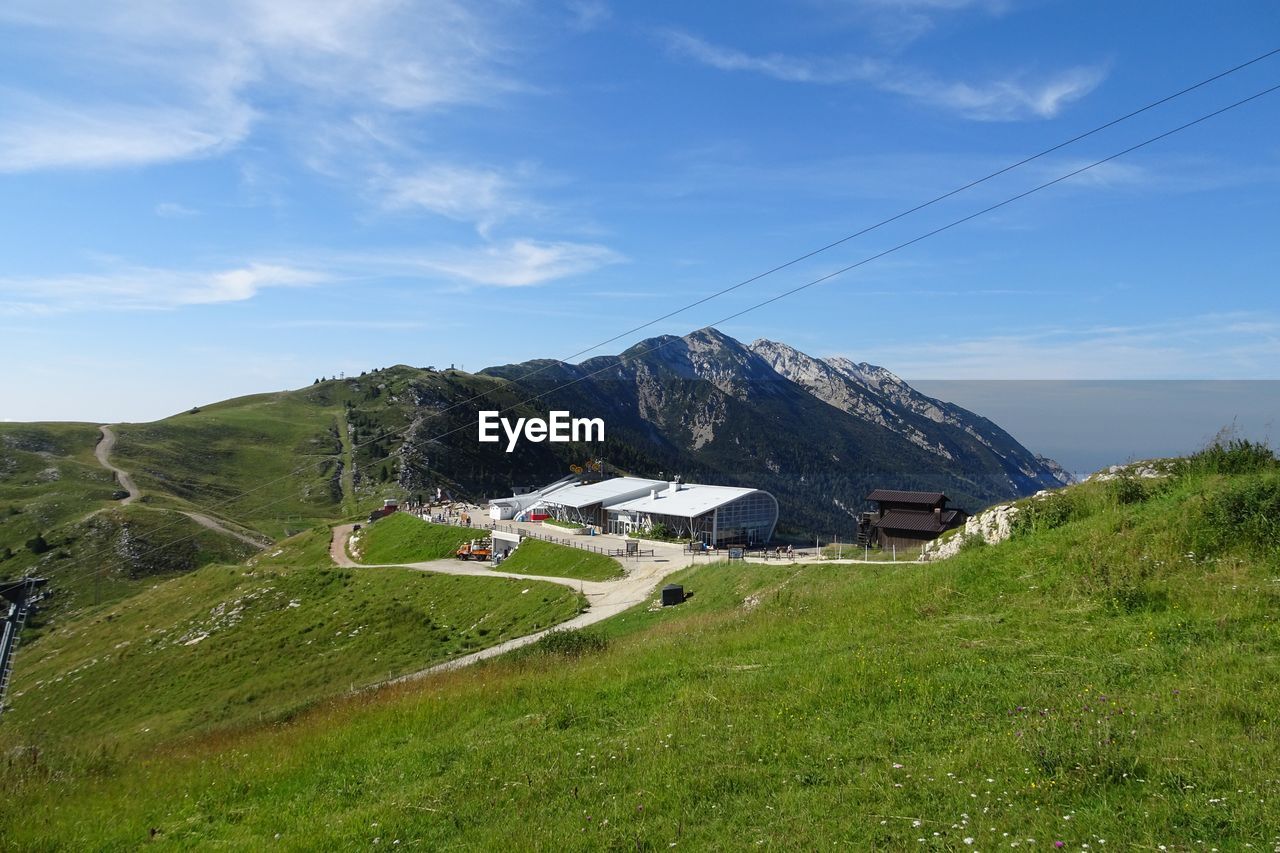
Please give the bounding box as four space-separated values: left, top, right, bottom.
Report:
611 483 767 518
873 508 962 533
541 477 669 509
866 489 948 505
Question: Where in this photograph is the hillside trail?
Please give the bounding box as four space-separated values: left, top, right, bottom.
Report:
330 522 694 686
95 426 139 505
94 425 268 550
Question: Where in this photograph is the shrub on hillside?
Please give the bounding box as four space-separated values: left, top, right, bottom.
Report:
1012 489 1095 536
527 628 610 659
1106 474 1153 506
1176 437 1276 480
1185 471 1280 558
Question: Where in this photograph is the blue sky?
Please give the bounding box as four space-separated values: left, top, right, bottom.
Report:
2 0 1278 423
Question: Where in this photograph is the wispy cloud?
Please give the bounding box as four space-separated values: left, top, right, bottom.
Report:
664 30 1105 120
155 201 202 218
0 0 519 172
0 92 254 172
382 239 626 287
373 163 536 237
0 237 625 314
880 64 1107 121
664 31 884 85
0 262 330 313
831 0 1012 45
268 319 433 330
565 0 611 32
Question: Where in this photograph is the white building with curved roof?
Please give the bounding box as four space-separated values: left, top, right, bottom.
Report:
607 481 778 546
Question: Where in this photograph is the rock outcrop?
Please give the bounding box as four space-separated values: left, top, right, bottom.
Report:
921 502 1022 561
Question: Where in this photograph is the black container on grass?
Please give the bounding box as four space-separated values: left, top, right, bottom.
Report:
662 584 685 607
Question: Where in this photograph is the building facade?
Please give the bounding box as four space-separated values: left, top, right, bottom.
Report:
607 482 778 546
859 489 968 549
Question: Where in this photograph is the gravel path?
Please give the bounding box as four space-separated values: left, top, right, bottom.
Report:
95 425 139 505
95 424 268 550
329 522 694 685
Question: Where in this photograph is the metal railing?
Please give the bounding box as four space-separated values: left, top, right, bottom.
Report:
492 523 614 556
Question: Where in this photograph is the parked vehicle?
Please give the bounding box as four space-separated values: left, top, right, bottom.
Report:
455 538 493 561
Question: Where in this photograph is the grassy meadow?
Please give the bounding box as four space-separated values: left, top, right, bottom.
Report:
109 392 351 539
1 444 1278 848
495 538 625 581
8 504 259 633
0 422 118 571
354 513 489 563
2 527 584 755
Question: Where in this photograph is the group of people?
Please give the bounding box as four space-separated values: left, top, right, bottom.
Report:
410 503 476 527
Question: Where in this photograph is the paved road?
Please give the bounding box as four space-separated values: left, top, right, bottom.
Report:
95 425 268 550
330 522 695 686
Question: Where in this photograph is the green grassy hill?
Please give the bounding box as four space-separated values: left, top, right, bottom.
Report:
0 420 260 627
496 538 625 581
14 505 259 632
0 423 118 568
354 513 489 563
2 527 584 754
1 443 1277 846
111 390 356 539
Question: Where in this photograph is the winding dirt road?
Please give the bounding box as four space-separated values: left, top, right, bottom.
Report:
95 425 139 505
330 522 693 684
95 425 269 550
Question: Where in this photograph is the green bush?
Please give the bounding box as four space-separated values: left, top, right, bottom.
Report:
1185 471 1280 558
24 533 50 555
527 628 610 659
1176 438 1276 479
1013 489 1093 536
1107 475 1151 506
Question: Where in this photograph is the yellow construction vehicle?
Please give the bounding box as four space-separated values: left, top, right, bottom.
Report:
455 538 493 561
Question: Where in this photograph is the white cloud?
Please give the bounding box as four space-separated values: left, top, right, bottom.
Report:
665 30 1105 121
374 164 533 236
882 64 1107 120
0 91 254 172
0 238 623 315
565 0 611 32
391 239 625 287
834 0 1012 45
155 201 202 218
0 0 518 171
0 262 329 313
664 31 884 85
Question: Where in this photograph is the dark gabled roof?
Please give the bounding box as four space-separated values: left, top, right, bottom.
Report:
866 489 947 505
873 508 962 534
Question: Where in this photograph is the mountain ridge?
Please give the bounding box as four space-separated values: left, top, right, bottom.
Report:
477 327 1071 532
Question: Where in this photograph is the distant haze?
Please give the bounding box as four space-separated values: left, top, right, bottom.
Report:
910 381 1280 478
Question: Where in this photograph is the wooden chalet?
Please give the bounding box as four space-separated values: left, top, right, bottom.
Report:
857 489 968 549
